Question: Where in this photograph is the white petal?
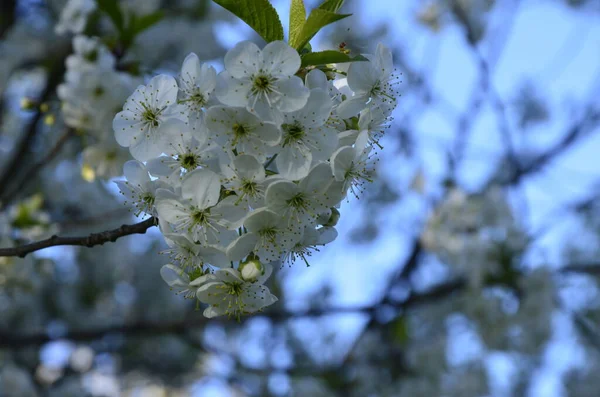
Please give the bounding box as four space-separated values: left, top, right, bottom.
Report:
300 162 333 194
347 61 380 94
123 160 150 185
233 154 265 181
224 41 262 79
155 198 189 224
274 76 309 112
113 111 142 147
276 145 312 181
305 69 328 90
243 208 279 233
336 96 369 119
160 264 190 287
148 74 179 108
215 72 252 106
227 233 259 262
262 41 301 76
330 146 355 181
181 168 221 209
212 196 248 229
317 226 338 245
129 134 165 161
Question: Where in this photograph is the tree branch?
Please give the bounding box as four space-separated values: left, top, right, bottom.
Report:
0 217 157 258
1 128 75 206
0 278 465 349
0 46 69 202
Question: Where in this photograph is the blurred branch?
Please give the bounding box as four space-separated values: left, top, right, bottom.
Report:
0 277 464 349
1 128 76 206
2 265 599 349
0 217 157 258
507 108 600 185
0 47 70 203
0 0 17 39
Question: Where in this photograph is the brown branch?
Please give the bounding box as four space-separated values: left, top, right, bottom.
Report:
1 128 75 205
0 217 157 258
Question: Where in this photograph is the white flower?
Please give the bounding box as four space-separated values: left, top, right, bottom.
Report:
161 233 229 270
114 160 170 216
55 0 97 35
220 154 268 209
216 41 309 121
336 43 399 119
145 120 220 181
265 163 337 227
160 264 208 299
276 88 339 180
282 226 338 267
205 106 281 162
358 103 394 146
113 75 187 161
59 69 131 132
154 169 246 245
65 36 115 80
226 208 300 263
330 132 377 197
196 264 277 319
178 52 217 115
82 141 130 180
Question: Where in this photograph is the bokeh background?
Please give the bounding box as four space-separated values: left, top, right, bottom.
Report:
1 0 600 396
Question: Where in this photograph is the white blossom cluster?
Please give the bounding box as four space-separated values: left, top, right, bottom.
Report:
421 186 528 288
112 40 399 318
58 35 138 180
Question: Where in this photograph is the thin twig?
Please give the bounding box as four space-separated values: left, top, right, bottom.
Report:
0 217 157 258
0 47 69 200
1 128 75 205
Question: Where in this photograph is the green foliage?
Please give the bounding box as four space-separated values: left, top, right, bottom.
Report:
212 0 284 42
300 50 367 67
96 0 124 33
293 8 351 50
97 1 164 50
289 0 307 48
317 0 345 12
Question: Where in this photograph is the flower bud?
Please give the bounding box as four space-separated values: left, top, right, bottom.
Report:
323 207 340 227
239 259 264 282
20 97 37 110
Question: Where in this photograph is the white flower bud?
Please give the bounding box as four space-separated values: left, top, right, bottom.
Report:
239 259 264 282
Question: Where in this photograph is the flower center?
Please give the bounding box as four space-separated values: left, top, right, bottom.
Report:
93 86 104 97
191 209 210 226
251 74 275 95
227 282 243 296
180 153 199 171
241 178 259 196
287 193 307 210
142 108 160 127
282 123 305 146
259 227 277 242
191 91 206 106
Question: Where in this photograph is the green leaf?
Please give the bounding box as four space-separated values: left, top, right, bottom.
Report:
289 0 306 48
212 0 284 42
294 8 350 50
317 0 345 12
301 50 367 67
132 11 164 35
96 0 125 33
